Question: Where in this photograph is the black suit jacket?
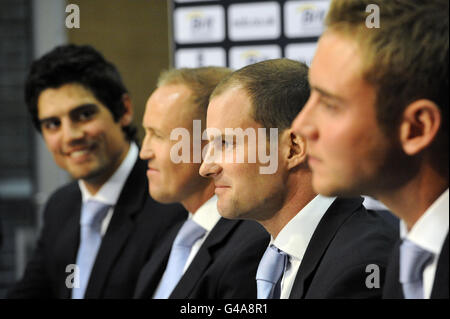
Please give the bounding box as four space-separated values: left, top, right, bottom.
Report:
7 158 187 299
134 217 270 299
383 233 449 299
289 197 399 299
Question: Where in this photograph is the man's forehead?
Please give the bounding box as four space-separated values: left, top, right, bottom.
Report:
310 31 363 93
208 87 252 121
38 83 99 118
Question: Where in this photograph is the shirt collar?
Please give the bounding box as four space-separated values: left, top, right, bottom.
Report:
272 195 336 260
78 142 138 206
400 188 449 254
189 195 221 232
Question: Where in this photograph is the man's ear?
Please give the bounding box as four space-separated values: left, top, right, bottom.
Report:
120 93 133 126
281 129 307 170
399 99 441 156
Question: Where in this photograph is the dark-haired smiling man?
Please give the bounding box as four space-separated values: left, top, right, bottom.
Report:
7 44 186 299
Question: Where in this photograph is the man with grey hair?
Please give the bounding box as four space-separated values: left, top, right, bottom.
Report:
134 67 269 299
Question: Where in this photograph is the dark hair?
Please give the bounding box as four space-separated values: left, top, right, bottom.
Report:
25 44 137 141
326 0 449 176
211 58 310 133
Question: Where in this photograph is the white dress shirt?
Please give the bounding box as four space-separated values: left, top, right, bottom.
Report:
400 188 449 299
271 195 336 299
78 142 138 236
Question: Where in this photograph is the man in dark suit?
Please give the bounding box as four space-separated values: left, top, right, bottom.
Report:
292 0 448 299
135 67 269 299
7 44 186 299
200 59 398 298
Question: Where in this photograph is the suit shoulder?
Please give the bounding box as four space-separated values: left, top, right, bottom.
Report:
330 201 399 265
43 181 80 217
224 219 270 251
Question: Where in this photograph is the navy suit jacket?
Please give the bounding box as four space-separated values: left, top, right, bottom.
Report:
134 218 270 299
383 233 449 299
7 158 187 298
289 197 399 299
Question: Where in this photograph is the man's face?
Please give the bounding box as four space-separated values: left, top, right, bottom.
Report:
291 31 401 197
200 86 286 221
140 84 209 204
38 83 130 186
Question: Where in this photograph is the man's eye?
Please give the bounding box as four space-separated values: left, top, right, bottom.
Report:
319 98 338 111
41 119 60 130
78 110 95 121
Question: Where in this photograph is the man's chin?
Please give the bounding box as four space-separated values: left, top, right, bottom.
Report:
149 188 177 204
312 178 340 197
313 179 360 198
69 166 107 184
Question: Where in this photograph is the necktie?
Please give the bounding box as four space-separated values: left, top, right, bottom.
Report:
399 239 434 299
153 219 206 299
256 244 288 299
72 200 110 299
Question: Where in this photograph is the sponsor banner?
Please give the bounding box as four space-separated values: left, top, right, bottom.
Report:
284 0 330 38
171 0 329 68
174 5 225 44
229 45 282 70
228 2 281 41
175 47 227 68
284 42 317 66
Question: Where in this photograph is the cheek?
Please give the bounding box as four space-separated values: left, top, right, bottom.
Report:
231 165 261 195
43 133 61 154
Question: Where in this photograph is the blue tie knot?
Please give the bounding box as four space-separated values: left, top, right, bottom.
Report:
80 200 110 229
256 245 287 284
174 219 206 248
256 245 288 299
400 239 434 283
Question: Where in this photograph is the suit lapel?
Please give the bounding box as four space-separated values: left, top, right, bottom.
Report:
289 197 364 299
84 159 146 298
53 187 82 298
133 221 183 298
169 218 241 299
382 240 404 298
431 233 449 298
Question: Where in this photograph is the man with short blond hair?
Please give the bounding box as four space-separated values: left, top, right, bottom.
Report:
292 0 448 298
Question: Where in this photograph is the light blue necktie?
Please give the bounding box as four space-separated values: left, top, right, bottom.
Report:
153 219 206 299
399 239 434 299
256 244 288 299
72 200 110 299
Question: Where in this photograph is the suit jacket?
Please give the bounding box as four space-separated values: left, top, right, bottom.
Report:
134 218 270 299
7 158 187 299
289 197 399 299
383 233 449 299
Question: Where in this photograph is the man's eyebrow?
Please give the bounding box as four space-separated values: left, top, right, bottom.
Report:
39 103 97 122
311 86 345 102
38 117 58 125
69 103 98 115
142 125 164 136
